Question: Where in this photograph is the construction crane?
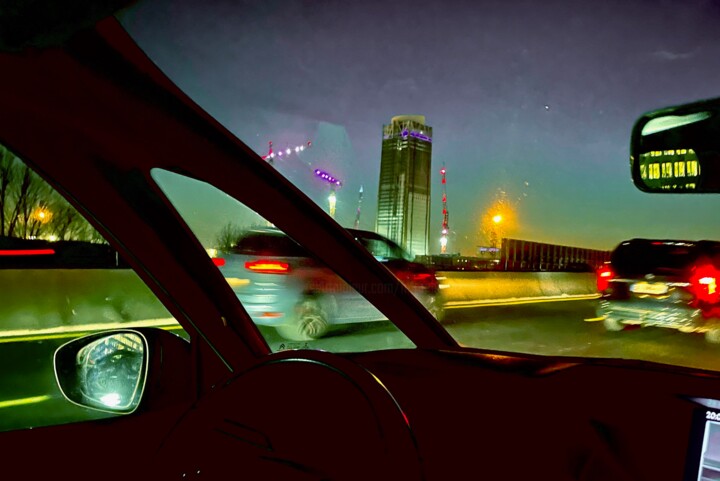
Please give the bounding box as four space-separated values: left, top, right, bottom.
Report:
314 169 343 219
260 139 343 218
440 164 449 254
261 140 312 164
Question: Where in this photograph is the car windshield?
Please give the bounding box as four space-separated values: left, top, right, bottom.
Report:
117 0 720 371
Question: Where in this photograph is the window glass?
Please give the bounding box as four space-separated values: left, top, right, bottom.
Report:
120 0 720 372
353 233 413 262
0 144 183 432
151 168 416 352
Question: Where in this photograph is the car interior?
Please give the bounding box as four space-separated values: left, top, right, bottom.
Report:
1 2 720 481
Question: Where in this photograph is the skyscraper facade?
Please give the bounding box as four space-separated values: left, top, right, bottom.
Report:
376 115 432 256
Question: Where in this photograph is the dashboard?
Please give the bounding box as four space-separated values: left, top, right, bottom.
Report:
351 348 720 481
686 399 720 481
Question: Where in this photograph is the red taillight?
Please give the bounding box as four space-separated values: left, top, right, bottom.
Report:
212 257 226 267
690 264 720 304
411 272 439 290
597 265 614 291
0 249 55 256
245 259 290 274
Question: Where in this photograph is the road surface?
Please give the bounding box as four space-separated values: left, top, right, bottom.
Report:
2 298 719 432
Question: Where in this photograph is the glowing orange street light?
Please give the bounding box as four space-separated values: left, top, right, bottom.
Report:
482 193 517 248
31 207 52 224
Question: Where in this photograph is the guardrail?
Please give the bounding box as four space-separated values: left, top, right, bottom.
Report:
437 271 598 307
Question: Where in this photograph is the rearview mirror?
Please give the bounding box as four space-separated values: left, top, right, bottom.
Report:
631 97 720 193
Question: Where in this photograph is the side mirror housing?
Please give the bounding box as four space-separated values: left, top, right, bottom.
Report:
54 327 192 414
631 96 720 193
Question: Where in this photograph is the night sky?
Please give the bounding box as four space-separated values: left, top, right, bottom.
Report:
119 0 720 255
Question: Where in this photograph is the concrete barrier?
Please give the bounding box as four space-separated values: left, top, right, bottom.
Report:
436 271 597 306
0 269 598 333
0 269 169 331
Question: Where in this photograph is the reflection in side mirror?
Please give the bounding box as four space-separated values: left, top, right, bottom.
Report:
54 330 148 414
631 97 720 193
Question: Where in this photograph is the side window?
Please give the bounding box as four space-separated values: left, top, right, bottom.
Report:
361 238 393 261
151 169 419 353
355 235 413 262
0 145 184 432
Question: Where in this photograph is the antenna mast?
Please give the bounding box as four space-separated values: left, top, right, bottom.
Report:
353 185 364 229
440 164 449 254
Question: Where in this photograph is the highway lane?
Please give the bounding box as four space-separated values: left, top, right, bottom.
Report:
447 300 720 372
0 337 113 432
260 298 720 371
3 298 720 432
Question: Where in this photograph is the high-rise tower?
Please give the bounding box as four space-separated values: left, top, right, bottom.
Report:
376 115 432 256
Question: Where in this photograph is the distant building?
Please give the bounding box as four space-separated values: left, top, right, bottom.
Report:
376 115 432 256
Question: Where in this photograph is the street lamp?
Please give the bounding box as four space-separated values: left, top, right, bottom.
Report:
31 207 52 223
482 192 517 249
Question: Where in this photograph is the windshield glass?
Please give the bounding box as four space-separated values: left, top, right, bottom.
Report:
119 0 720 370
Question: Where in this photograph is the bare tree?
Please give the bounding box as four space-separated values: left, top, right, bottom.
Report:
0 144 101 241
0 146 16 236
214 222 244 252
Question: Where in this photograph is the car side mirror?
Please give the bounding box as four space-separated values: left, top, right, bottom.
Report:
54 328 192 414
631 96 720 193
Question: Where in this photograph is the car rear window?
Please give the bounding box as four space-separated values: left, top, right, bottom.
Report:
351 233 411 261
232 232 309 257
611 241 701 276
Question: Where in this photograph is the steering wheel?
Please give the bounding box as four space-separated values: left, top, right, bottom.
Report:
151 349 423 480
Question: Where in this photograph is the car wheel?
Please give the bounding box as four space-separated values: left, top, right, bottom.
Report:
277 297 329 341
426 295 446 323
705 328 720 344
603 316 626 332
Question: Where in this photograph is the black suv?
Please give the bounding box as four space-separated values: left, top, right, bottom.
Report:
597 239 720 342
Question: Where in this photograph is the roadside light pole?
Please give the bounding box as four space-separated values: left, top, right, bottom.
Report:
440 164 449 253
490 214 503 250
482 211 503 249
482 193 513 249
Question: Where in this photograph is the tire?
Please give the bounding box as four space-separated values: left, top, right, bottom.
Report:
276 297 329 341
705 328 720 344
426 295 446 323
603 316 626 332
